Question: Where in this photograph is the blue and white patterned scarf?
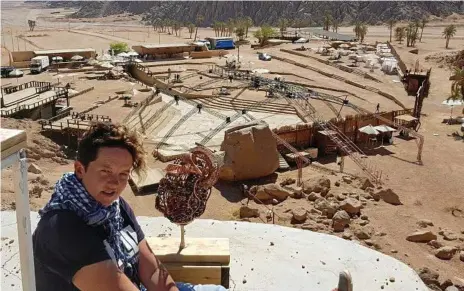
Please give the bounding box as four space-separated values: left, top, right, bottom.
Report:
40 172 146 290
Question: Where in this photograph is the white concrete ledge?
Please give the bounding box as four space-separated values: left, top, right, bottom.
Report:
1 211 427 291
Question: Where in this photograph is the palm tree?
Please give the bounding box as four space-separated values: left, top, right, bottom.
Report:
187 23 195 38
323 12 332 31
278 18 289 37
359 24 368 43
450 67 464 100
245 16 253 38
332 19 339 33
227 18 235 37
443 24 457 49
386 19 396 42
194 15 204 41
395 26 406 44
419 18 428 42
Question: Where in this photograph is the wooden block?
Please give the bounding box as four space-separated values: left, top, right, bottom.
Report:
147 237 230 264
129 167 164 194
1 129 27 160
164 264 229 288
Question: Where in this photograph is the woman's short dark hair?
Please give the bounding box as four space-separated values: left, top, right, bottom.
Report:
77 122 146 175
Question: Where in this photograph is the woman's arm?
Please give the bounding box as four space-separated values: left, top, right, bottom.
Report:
137 239 179 291
73 260 140 291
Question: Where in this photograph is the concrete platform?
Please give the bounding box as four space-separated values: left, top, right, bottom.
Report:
1 211 427 291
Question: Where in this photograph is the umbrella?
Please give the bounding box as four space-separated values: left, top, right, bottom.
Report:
71 55 84 61
99 62 114 69
117 52 129 57
359 125 379 135
374 125 396 133
442 99 464 123
126 51 139 57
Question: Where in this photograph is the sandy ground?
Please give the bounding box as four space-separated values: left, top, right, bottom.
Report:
1 2 464 287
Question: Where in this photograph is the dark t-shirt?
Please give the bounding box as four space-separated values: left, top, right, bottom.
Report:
33 197 145 291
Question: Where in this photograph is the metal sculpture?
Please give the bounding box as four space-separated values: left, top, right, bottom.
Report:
156 146 219 250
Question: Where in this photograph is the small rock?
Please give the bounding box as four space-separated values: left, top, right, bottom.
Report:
391 249 398 253
286 185 304 199
308 208 322 215
335 181 340 187
339 198 362 215
342 232 352 240
427 240 443 249
442 230 458 241
445 286 459 291
435 246 457 260
272 198 279 205
389 277 395 283
364 239 374 246
417 219 434 228
307 192 320 202
239 206 260 218
361 215 369 220
292 207 308 224
354 228 371 240
342 176 352 184
28 163 42 174
359 220 369 226
280 177 296 186
359 178 374 190
417 267 439 286
406 230 437 243
242 279 247 284
336 193 347 201
376 188 402 205
301 221 321 231
441 279 454 290
270 242 274 246
314 197 336 218
459 250 464 262
332 210 350 232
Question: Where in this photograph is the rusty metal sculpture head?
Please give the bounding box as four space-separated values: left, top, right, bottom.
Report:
156 147 219 225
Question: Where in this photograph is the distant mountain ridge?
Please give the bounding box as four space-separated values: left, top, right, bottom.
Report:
47 1 464 25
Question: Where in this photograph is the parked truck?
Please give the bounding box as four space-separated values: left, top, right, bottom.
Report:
30 56 50 74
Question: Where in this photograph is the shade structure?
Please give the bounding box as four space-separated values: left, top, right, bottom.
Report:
51 56 63 61
99 62 114 69
70 55 84 61
117 52 129 57
9 69 23 77
374 125 396 133
132 58 142 63
359 125 379 135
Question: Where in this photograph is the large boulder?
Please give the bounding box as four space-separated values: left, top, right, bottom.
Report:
406 230 437 243
332 210 351 232
239 206 259 218
435 246 457 260
302 176 331 194
339 198 362 215
250 183 291 202
375 188 402 205
219 121 279 181
314 197 337 218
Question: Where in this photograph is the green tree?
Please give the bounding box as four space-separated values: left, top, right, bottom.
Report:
253 25 277 46
386 19 396 42
323 12 332 31
109 42 129 55
194 15 204 41
332 18 339 33
235 26 245 40
227 18 235 37
419 18 428 42
443 24 457 49
359 24 368 43
278 18 289 36
188 23 195 39
395 26 406 44
245 16 253 38
406 22 418 47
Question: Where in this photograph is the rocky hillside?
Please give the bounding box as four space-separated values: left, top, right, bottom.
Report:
48 1 464 25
